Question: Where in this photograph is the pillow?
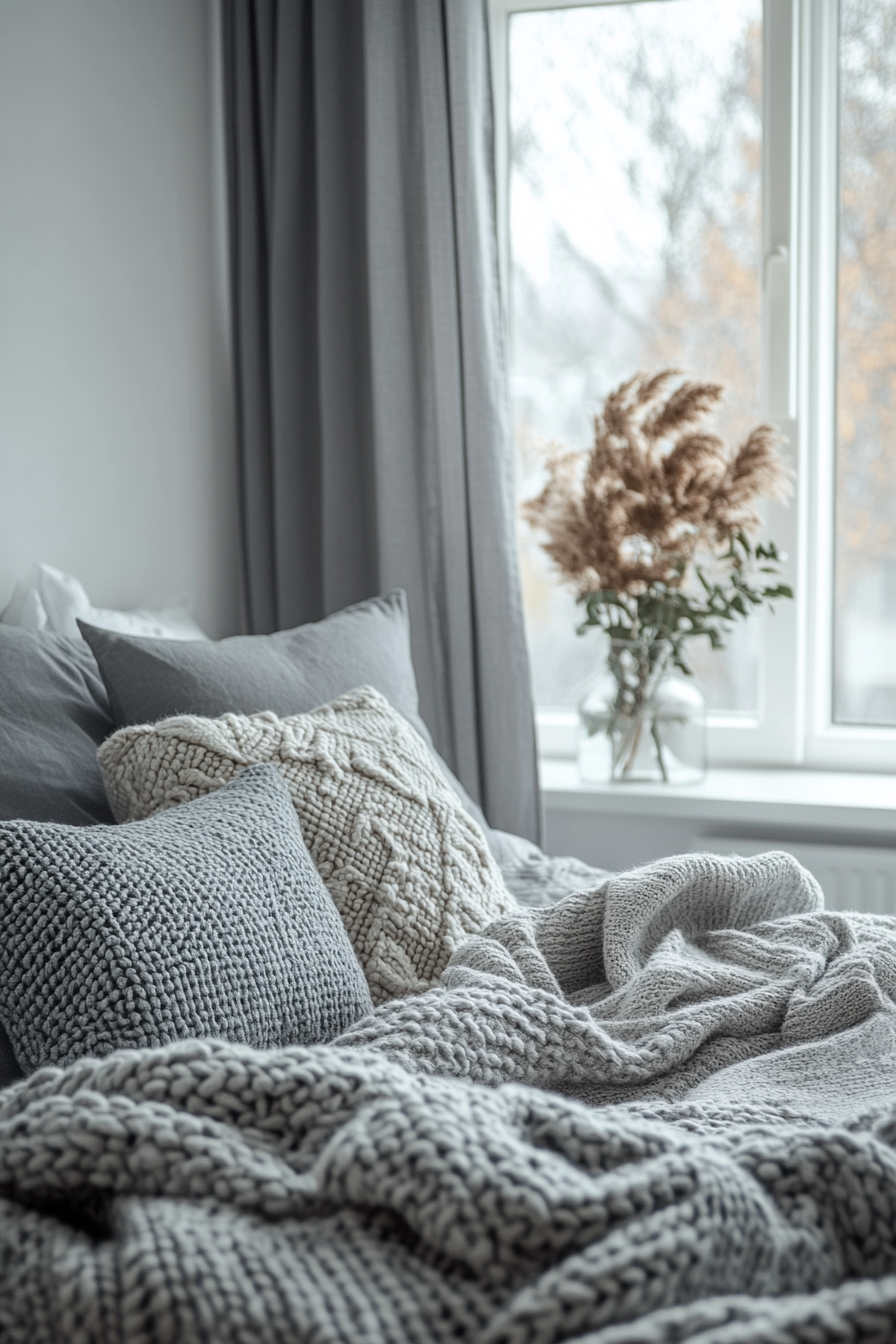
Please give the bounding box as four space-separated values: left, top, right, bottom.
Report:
81 590 425 728
0 626 115 825
79 589 491 832
99 688 516 1004
0 764 373 1071
2 562 207 641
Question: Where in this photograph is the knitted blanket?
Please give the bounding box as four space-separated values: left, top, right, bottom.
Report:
3 851 896 1342
339 850 896 1120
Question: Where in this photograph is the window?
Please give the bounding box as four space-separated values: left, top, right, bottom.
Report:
834 0 896 729
490 0 896 771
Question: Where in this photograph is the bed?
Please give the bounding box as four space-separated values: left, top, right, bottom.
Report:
1 588 896 1344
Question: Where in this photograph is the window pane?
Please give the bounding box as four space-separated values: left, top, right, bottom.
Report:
509 0 763 712
834 0 896 726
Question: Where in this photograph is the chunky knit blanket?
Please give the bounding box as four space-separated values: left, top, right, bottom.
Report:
4 852 896 1342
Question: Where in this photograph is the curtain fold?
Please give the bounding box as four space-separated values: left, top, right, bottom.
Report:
221 0 541 842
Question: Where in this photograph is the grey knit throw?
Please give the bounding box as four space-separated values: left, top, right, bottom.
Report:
3 850 896 1342
340 849 896 1117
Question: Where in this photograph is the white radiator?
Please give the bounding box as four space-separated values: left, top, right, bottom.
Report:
693 836 896 915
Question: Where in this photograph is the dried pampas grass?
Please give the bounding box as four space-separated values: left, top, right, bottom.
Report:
523 370 791 597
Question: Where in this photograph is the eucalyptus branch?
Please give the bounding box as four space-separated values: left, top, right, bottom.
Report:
576 531 792 674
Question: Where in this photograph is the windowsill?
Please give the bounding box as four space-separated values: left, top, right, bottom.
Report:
540 758 896 835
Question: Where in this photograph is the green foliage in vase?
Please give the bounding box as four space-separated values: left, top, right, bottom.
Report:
580 530 792 674
523 369 794 674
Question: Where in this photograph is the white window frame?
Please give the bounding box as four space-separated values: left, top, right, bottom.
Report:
490 0 896 774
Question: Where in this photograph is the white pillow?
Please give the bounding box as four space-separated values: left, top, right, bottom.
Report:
98 687 517 1004
0 563 207 642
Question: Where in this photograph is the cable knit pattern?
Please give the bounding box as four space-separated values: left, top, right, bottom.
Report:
4 1040 896 1341
0 765 373 1070
98 687 516 1004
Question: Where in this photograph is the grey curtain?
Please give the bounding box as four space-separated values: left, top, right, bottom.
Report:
221 0 541 842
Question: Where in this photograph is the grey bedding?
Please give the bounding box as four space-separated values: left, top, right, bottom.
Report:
339 849 896 1117
488 826 611 907
3 851 896 1342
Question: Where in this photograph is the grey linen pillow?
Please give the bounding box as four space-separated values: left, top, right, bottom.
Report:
0 764 373 1071
79 590 491 831
0 626 114 825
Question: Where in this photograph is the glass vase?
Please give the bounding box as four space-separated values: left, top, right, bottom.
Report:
578 639 706 784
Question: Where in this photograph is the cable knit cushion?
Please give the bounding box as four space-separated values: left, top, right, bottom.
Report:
98 688 516 1004
0 764 373 1071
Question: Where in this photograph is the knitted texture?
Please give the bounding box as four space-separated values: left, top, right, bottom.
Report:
487 827 611 909
336 850 896 1117
4 1039 896 1342
0 765 373 1070
98 687 516 1004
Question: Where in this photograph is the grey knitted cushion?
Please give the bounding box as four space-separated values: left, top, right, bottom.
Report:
0 764 373 1072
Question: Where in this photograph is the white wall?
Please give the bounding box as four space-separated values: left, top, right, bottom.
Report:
0 0 240 637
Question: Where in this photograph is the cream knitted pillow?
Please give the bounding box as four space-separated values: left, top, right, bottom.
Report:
98 687 515 1004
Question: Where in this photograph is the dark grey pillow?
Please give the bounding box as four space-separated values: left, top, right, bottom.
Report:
0 626 114 825
80 589 491 830
0 764 373 1071
81 590 426 731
